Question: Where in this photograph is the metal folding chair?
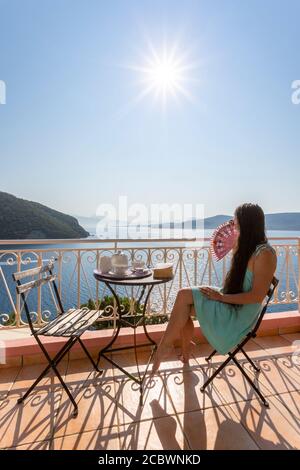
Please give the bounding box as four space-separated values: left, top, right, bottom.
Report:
201 276 279 407
13 261 103 417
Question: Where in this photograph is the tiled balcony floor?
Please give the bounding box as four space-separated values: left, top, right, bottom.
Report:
0 333 300 450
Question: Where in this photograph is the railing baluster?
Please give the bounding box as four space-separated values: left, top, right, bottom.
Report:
37 254 42 327
16 252 21 327
286 246 290 303
96 250 100 310
58 251 62 299
179 248 183 289
208 250 212 285
194 248 197 286
77 250 81 308
298 239 300 311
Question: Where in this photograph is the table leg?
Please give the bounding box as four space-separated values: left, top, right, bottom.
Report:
97 281 123 366
140 284 157 347
135 284 157 405
97 282 157 406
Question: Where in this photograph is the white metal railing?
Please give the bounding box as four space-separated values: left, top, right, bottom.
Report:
0 237 299 329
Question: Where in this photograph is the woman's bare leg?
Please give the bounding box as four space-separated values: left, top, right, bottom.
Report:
151 288 194 373
179 317 195 363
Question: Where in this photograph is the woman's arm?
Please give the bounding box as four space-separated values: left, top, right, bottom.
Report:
200 249 277 305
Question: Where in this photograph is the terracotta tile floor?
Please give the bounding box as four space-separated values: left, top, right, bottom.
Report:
1 334 300 450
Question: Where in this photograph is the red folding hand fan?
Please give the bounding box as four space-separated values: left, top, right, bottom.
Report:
210 219 238 261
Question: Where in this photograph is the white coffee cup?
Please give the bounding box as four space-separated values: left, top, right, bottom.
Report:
132 260 145 272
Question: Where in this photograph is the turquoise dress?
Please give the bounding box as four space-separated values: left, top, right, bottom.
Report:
192 243 275 355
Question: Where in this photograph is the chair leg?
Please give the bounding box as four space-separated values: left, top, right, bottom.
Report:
231 356 269 407
17 363 53 404
96 351 101 369
201 350 269 407
205 349 217 362
17 337 73 403
78 338 103 374
51 362 78 416
201 354 232 391
240 347 260 372
17 337 79 417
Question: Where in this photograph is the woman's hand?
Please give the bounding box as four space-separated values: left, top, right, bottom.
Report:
200 287 223 302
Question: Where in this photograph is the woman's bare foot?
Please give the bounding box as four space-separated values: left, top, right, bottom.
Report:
178 353 190 364
178 340 196 364
151 343 175 375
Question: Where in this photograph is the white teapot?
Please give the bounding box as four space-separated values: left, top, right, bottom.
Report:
111 250 129 275
99 255 112 274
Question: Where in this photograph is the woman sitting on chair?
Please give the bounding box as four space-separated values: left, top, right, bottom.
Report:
151 203 277 374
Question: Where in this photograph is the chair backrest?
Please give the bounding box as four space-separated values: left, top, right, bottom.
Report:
251 275 279 335
12 261 64 332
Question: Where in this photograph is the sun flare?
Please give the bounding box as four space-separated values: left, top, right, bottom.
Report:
127 41 196 109
144 55 185 96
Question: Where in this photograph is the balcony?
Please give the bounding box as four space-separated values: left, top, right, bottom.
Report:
0 334 300 450
0 238 299 450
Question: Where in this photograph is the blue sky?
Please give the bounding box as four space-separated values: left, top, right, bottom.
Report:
0 0 299 218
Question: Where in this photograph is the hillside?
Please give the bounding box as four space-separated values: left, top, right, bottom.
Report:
206 213 300 231
0 192 89 239
265 213 300 231
203 215 231 229
149 213 300 231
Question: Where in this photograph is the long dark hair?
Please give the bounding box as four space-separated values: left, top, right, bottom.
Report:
223 203 267 300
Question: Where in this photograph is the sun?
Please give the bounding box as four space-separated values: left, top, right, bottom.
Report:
144 54 185 97
126 41 196 109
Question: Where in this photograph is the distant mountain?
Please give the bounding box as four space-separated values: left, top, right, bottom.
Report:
203 215 232 229
208 213 300 231
265 213 300 231
0 192 89 239
151 213 300 231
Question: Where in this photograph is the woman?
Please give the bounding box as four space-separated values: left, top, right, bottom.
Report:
151 203 277 374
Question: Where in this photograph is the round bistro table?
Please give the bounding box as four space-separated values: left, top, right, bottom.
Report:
93 269 173 406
